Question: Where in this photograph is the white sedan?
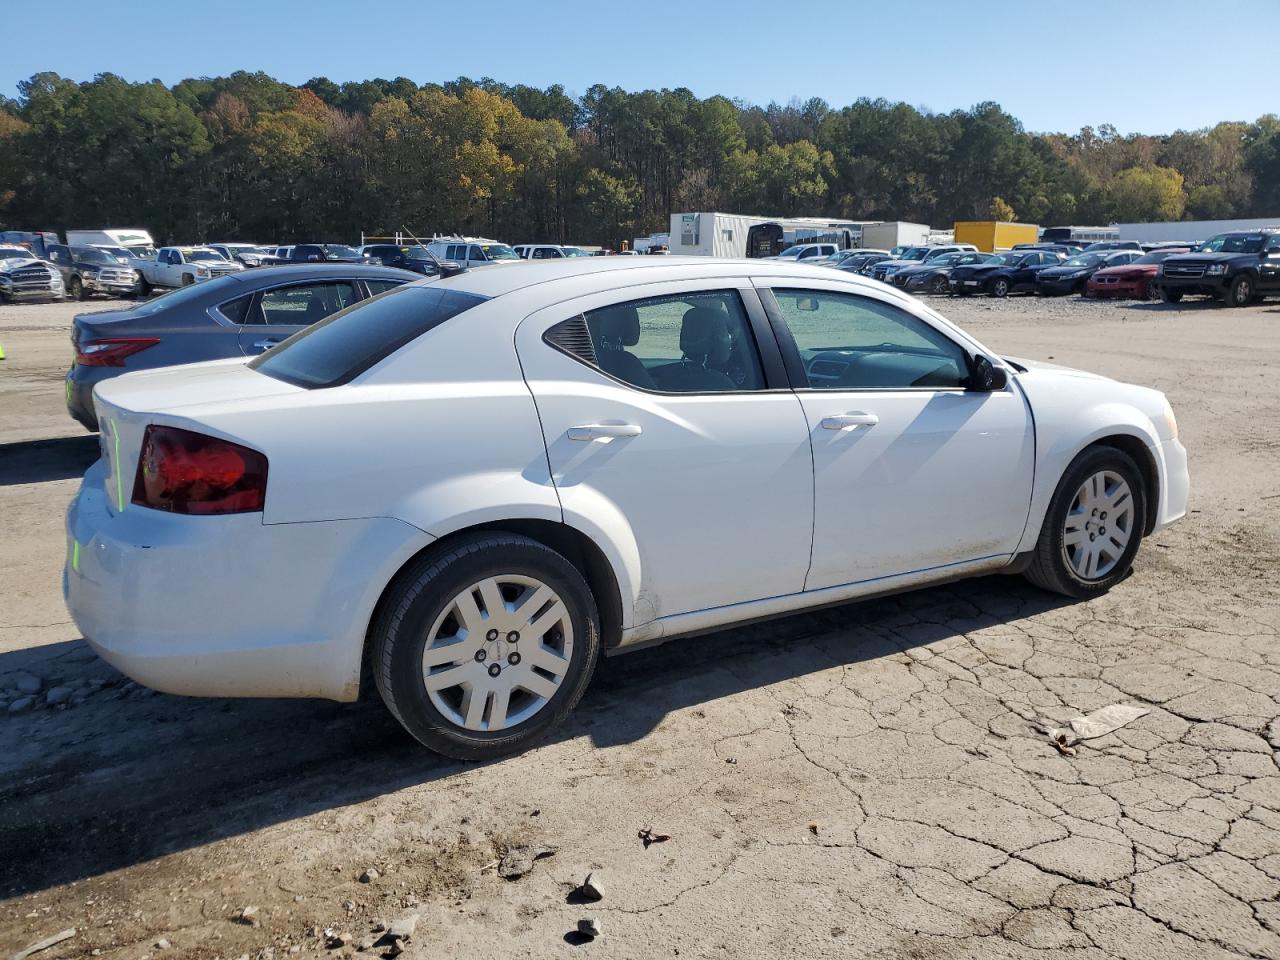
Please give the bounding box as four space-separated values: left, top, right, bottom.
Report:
65 258 1188 758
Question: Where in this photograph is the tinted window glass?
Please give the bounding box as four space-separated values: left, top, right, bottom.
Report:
770 290 969 390
571 290 765 393
364 279 406 295
255 281 358 326
218 293 253 324
251 286 487 388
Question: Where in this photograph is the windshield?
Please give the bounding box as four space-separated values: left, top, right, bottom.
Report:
187 250 227 263
900 247 929 261
957 253 986 265
1135 251 1181 264
986 253 1021 267
72 248 118 265
480 244 519 261
928 253 962 266
1199 234 1265 254
1063 254 1103 268
887 245 912 258
395 245 434 261
321 244 361 258
0 247 32 260
776 246 806 259
561 246 590 257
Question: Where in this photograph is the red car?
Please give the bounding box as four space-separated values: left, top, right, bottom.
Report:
1086 248 1190 299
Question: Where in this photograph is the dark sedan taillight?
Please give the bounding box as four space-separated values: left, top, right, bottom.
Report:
132 425 268 515
75 337 160 367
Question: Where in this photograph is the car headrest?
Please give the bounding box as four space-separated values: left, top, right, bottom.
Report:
593 305 640 347
680 307 732 365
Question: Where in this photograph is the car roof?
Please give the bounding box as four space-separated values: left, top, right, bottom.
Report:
434 255 920 301
221 264 422 286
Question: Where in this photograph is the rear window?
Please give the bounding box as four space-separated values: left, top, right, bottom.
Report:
250 285 486 388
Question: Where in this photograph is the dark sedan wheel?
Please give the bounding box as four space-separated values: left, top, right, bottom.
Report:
990 277 1010 298
929 275 949 294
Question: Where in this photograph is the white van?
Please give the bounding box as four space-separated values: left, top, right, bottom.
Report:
426 237 521 268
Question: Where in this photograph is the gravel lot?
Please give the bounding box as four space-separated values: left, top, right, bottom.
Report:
1 291 1278 960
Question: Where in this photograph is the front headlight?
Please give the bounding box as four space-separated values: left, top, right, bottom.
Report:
195 266 210 276
1205 264 1227 275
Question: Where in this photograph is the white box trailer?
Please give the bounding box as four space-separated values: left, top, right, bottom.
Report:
65 228 156 257
1116 217 1280 245
669 213 875 258
860 221 930 251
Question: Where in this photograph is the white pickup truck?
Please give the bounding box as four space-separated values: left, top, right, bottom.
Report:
131 246 244 293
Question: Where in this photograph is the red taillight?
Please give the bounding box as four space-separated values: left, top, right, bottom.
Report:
132 425 268 515
76 337 160 367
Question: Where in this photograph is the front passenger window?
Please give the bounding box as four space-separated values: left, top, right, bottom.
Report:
770 290 971 390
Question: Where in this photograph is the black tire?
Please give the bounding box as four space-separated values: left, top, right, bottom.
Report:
1159 286 1182 304
929 274 950 295
69 276 88 301
180 273 195 286
371 532 600 760
137 275 152 297
989 277 1010 298
1226 274 1254 308
1025 445 1146 599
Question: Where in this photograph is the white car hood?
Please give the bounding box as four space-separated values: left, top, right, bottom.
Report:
1005 356 1106 380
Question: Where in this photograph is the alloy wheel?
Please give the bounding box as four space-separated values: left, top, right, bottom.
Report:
1062 470 1135 580
420 574 574 731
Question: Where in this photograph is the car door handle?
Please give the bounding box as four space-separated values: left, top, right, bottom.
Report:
252 338 283 350
567 423 643 441
821 413 879 430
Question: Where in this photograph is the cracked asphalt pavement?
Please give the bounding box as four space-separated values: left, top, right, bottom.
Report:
1 294 1278 959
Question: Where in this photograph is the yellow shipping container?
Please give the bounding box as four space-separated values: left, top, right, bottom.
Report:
954 221 1040 253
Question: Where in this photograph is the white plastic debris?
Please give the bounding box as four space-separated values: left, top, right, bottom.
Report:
1045 703 1150 753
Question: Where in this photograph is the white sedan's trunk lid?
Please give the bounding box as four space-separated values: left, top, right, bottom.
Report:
91 359 303 516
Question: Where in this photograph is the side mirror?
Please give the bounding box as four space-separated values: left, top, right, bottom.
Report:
969 354 1008 392
438 260 465 277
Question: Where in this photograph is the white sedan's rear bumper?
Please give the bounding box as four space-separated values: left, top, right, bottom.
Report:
64 461 434 702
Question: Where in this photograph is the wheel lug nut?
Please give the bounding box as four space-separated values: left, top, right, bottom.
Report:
486 629 499 641
508 652 521 666
487 663 502 678
1089 533 1096 541
1100 511 1107 520
507 631 520 643
474 649 487 662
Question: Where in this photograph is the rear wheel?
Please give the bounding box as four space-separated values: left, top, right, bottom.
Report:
1025 446 1146 599
990 277 1010 298
371 533 600 760
1227 274 1253 308
1160 287 1183 304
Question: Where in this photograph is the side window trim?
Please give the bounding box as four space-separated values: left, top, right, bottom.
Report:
541 286 789 397
756 284 977 393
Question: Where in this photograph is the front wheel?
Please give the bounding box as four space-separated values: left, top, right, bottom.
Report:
989 278 1010 298
180 273 195 286
1226 274 1253 308
371 533 600 759
69 276 88 301
929 275 950 295
1025 446 1146 598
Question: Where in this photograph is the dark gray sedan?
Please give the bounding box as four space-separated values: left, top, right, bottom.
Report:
65 264 420 430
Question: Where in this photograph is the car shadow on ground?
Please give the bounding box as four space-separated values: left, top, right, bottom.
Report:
0 576 1073 900
0 435 98 486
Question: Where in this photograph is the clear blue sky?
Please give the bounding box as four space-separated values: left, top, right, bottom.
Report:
6 0 1276 135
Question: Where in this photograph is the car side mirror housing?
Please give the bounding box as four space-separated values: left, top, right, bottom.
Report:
969 354 1008 392
438 260 465 277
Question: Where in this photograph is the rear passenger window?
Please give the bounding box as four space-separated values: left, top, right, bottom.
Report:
547 291 765 393
256 282 358 326
770 290 970 390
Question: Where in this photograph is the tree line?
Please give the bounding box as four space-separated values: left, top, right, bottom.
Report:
1 70 1278 249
